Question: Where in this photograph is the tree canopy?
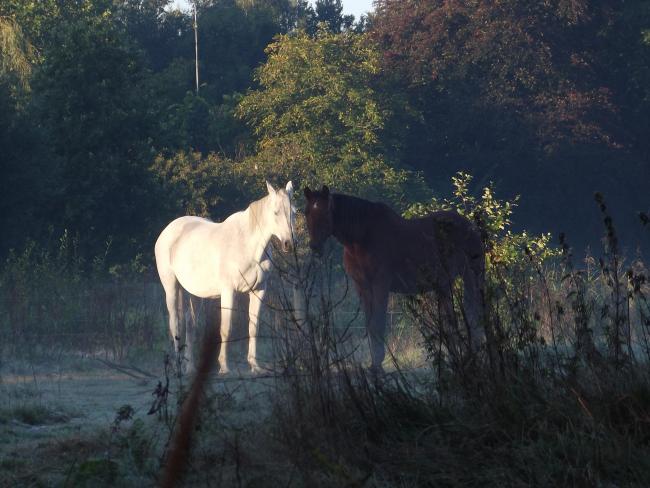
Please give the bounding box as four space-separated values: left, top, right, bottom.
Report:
370 0 650 247
237 28 427 205
0 0 648 263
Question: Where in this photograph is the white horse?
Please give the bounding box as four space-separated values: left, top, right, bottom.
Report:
155 181 295 374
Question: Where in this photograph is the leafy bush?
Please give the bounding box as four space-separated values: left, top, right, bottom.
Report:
0 231 163 357
406 172 558 274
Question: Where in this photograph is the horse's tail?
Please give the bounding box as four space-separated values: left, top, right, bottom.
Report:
188 293 196 326
175 286 185 347
463 249 485 316
461 234 489 355
471 250 486 294
465 227 486 293
467 239 500 371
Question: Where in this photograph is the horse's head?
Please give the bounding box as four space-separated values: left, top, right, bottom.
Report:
303 185 333 255
265 180 295 253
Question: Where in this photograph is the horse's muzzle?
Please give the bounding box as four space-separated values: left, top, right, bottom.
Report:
282 240 292 253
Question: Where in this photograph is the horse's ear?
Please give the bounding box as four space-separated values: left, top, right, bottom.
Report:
266 180 276 195
303 187 312 199
285 181 294 198
321 185 329 197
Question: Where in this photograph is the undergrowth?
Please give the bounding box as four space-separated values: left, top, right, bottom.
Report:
2 186 650 487
267 191 650 487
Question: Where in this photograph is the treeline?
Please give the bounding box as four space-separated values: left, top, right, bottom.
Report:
1 0 648 264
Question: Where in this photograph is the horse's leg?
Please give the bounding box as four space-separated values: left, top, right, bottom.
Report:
462 268 486 355
438 286 463 364
360 282 389 373
292 283 307 329
466 258 499 370
247 287 266 374
160 271 182 353
184 295 198 372
218 289 234 374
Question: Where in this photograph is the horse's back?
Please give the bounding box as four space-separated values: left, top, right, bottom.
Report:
155 216 225 297
421 210 484 277
155 216 213 259
408 211 482 252
387 210 483 293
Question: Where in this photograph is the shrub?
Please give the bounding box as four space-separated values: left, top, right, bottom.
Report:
0 231 163 357
405 172 558 273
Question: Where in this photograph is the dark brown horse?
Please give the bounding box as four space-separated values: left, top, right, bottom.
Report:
303 186 487 371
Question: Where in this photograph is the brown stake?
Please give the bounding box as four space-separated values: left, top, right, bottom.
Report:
160 322 219 488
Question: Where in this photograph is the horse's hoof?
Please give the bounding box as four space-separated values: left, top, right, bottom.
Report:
250 364 263 375
218 367 230 376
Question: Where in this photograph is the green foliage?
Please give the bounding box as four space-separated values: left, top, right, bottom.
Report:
0 0 648 264
191 0 292 103
152 91 248 154
371 0 650 250
150 150 253 219
283 0 357 35
313 0 354 33
31 11 167 259
0 80 57 253
0 0 300 260
115 0 176 70
0 232 162 356
0 404 70 426
112 418 157 475
0 16 34 89
237 29 428 206
172 93 213 152
69 459 119 487
0 15 53 253
406 172 558 272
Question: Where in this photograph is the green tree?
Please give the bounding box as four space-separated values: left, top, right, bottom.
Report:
293 0 317 32
598 1 650 159
0 14 59 253
196 0 285 102
0 16 34 88
33 12 163 259
144 0 289 155
237 29 427 206
115 0 194 73
289 0 358 35
150 150 252 219
314 0 354 33
370 0 650 250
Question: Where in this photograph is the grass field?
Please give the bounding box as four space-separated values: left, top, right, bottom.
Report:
2 238 650 487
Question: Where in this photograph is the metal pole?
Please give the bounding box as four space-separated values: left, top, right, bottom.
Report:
194 1 199 93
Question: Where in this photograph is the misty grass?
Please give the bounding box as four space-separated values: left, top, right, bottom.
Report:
2 196 650 486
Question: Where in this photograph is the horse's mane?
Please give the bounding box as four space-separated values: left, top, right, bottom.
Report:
331 193 395 241
248 194 268 232
332 193 373 217
248 190 289 232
